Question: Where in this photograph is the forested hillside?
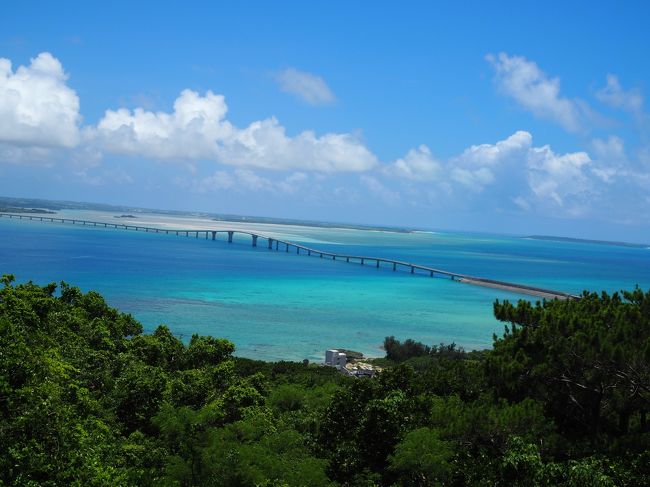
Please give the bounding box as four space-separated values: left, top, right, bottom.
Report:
1 275 648 486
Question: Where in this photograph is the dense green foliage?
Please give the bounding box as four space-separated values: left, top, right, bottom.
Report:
1 275 648 486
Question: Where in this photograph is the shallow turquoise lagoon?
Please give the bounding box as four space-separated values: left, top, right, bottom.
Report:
1 213 648 361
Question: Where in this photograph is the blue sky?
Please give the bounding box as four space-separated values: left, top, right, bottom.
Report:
1 1 650 242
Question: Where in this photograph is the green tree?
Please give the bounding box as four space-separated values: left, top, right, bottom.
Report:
389 427 454 486
185 334 235 368
488 290 650 443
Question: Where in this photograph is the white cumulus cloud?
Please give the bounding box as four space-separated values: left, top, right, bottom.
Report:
91 89 232 159
487 52 588 132
90 89 376 173
385 130 532 191
388 130 596 213
449 130 532 191
219 117 376 172
389 131 531 191
454 130 532 167
274 67 335 105
0 52 81 149
389 145 442 181
526 145 591 207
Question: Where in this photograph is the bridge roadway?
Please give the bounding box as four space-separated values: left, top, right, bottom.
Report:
0 212 580 300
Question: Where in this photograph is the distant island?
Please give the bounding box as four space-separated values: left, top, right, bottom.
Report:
527 234 648 249
0 195 413 233
0 206 56 215
114 214 137 219
0 195 143 213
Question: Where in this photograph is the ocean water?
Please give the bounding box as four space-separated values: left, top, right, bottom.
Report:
1 211 648 361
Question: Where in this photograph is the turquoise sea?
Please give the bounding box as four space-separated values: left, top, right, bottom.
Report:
1 211 649 361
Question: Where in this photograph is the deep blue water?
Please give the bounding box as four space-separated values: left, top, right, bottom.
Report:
1 212 648 361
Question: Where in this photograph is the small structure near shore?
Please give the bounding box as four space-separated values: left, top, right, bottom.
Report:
342 361 379 378
325 349 347 368
324 349 381 378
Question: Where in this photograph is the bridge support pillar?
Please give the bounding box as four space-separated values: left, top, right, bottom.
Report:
212 231 216 240
376 260 379 268
361 258 364 265
297 247 300 254
195 231 199 238
228 231 233 243
308 250 311 256
275 240 279 250
185 231 189 237
268 238 273 249
286 243 289 252
393 263 396 271
411 266 414 274
252 235 258 247
430 270 433 277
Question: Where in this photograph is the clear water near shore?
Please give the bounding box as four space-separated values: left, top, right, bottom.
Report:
1 210 648 361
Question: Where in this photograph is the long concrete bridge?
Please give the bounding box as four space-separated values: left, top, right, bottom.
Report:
0 212 580 300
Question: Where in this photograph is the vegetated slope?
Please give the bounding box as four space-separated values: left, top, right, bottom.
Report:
0 275 648 486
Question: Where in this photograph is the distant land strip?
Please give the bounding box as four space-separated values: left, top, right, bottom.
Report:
0 195 412 233
1 212 581 301
527 235 649 249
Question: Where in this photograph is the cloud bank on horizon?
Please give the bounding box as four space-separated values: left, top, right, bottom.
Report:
0 51 648 236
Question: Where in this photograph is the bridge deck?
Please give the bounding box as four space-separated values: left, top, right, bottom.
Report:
0 212 580 300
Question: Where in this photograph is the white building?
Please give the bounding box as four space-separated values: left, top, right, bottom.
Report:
325 349 347 368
